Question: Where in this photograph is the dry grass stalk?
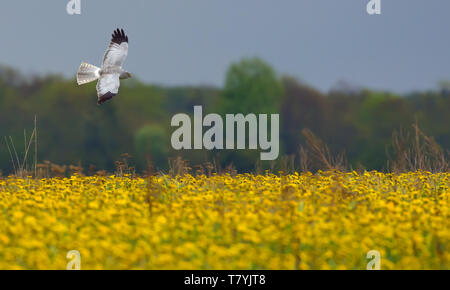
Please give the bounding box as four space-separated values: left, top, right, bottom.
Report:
301 128 347 171
298 146 309 172
390 122 449 172
168 156 191 177
4 118 37 178
115 153 135 177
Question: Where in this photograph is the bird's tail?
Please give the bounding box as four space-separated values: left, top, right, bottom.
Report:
77 62 100 85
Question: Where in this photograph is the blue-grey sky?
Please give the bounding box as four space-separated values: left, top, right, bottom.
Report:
1 0 450 93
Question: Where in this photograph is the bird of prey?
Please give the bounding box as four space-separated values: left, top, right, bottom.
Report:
77 29 131 104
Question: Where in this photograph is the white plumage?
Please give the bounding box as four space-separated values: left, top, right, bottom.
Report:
96 74 120 98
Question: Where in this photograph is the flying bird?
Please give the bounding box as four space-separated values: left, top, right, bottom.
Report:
77 29 132 104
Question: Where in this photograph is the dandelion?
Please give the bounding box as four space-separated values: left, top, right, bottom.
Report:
0 171 448 269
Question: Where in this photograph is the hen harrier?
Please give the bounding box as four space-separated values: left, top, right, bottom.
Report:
77 29 131 104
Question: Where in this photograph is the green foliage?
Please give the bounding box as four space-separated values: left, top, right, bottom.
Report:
281 76 327 154
215 58 284 170
0 60 449 174
134 124 169 170
220 58 283 114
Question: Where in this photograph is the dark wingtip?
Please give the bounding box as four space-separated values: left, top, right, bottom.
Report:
97 92 117 105
111 28 128 44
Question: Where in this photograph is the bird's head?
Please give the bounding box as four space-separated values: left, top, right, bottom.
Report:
120 71 132 79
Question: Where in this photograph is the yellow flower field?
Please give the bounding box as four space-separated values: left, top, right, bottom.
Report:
0 171 448 270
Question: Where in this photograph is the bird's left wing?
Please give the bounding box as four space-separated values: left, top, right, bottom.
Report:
102 29 129 68
96 74 120 104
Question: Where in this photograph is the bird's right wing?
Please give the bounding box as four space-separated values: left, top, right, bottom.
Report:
101 29 129 68
96 74 120 104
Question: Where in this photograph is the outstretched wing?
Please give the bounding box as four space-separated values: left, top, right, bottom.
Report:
102 29 128 68
96 74 120 104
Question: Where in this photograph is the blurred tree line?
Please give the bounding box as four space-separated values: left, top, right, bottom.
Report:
0 58 449 174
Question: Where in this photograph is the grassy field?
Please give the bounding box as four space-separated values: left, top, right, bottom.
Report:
0 171 448 269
